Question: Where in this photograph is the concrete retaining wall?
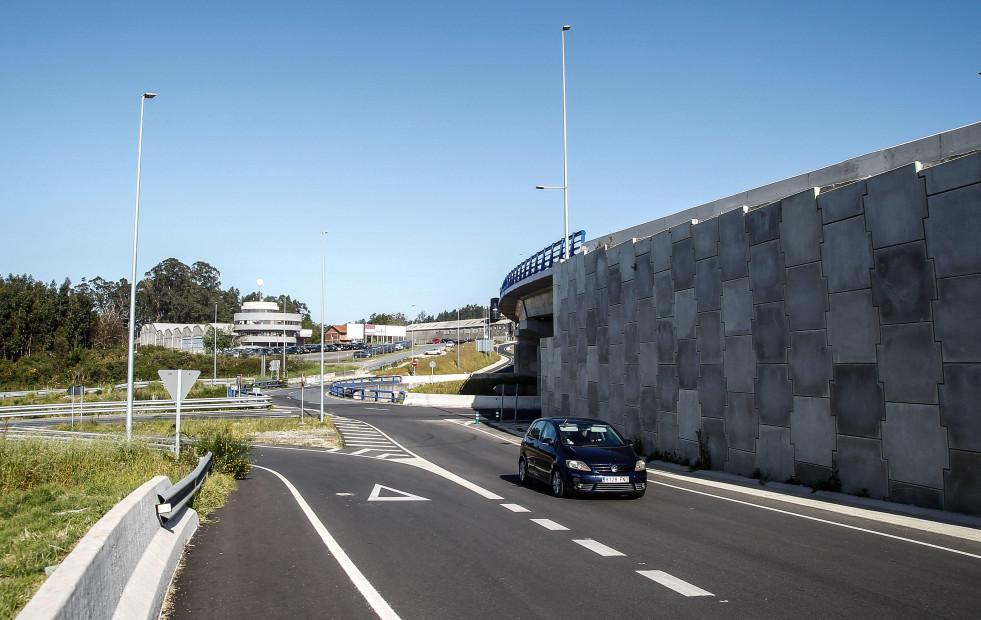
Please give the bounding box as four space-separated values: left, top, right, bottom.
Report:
541 149 981 515
402 393 540 409
16 476 198 620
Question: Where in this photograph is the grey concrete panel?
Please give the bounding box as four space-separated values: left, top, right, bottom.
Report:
721 277 753 336
608 265 622 305
619 242 636 283
789 330 832 397
724 335 755 393
587 381 599 417
657 365 679 413
596 286 609 324
656 319 676 364
719 206 749 281
587 347 599 383
672 237 696 291
624 322 638 362
610 344 625 385
822 216 873 292
831 364 884 439
727 448 757 477
610 383 624 416
939 364 981 451
877 323 942 404
657 411 679 455
625 364 640 408
888 482 943 511
608 305 623 346
640 386 657 431
785 262 829 331
698 364 726 419
725 392 758 451
586 308 597 346
635 249 653 299
677 340 699 389
881 402 948 488
584 247 598 275
921 150 981 195
654 271 674 318
863 163 929 249
749 240 786 304
780 189 823 267
944 450 981 515
870 241 936 324
598 372 610 407
576 329 587 365
790 396 835 467
638 301 656 344
758 425 795 482
818 179 867 224
696 311 724 365
836 435 888 499
795 462 833 488
678 389 701 441
674 289 696 339
745 201 781 245
693 216 719 259
935 274 981 363
753 302 789 364
639 343 657 388
597 325 609 365
695 257 722 312
702 417 727 470
670 221 692 243
756 364 793 427
624 406 642 440
925 183 981 278
595 248 608 290
651 230 671 273
622 281 638 325
827 290 879 363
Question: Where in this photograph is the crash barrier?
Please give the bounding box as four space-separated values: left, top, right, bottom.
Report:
0 395 272 420
331 376 406 403
156 452 213 525
15 473 204 620
500 230 585 296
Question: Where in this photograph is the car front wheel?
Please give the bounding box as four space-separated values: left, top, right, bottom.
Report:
518 457 529 485
551 469 565 498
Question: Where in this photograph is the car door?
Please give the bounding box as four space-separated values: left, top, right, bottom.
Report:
538 421 559 476
522 420 545 479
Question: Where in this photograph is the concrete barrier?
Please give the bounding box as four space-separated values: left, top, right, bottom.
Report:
402 393 541 409
16 476 198 620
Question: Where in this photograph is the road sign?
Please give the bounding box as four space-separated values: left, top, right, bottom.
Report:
429 361 436 368
158 370 200 402
412 359 418 367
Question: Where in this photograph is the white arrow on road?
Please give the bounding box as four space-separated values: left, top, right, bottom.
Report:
367 484 430 502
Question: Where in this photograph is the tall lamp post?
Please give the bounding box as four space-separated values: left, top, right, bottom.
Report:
536 24 572 260
320 231 328 422
125 91 156 441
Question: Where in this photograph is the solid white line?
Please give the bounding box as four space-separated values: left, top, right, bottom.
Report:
501 503 530 513
531 519 569 531
573 539 625 557
637 570 714 597
254 465 400 620
651 480 981 560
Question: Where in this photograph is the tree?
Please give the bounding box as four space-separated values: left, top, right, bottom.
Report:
367 312 407 325
414 310 434 323
203 326 237 353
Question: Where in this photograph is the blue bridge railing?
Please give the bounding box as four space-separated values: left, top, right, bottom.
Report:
331 376 406 403
500 230 585 296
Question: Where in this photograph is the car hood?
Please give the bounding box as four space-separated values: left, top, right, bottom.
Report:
565 445 637 464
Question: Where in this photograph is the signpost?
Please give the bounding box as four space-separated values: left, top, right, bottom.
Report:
300 372 306 422
67 386 84 427
429 360 436 383
158 370 200 458
411 358 418 376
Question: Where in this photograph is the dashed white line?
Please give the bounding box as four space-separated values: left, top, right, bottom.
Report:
637 570 714 597
501 503 530 513
531 519 569 531
573 539 625 557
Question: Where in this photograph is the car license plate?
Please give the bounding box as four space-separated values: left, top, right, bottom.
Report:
602 476 629 483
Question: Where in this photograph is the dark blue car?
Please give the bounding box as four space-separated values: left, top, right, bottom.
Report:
518 417 647 499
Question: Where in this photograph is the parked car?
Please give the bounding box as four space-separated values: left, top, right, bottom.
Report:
518 417 646 499
354 350 371 359
423 348 441 355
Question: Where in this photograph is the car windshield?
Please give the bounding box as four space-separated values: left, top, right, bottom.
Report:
558 423 627 448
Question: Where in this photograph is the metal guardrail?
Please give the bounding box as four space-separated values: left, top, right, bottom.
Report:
156 451 213 525
500 230 585 296
330 376 406 403
0 396 272 419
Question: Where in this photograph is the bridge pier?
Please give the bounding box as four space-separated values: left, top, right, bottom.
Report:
513 318 551 377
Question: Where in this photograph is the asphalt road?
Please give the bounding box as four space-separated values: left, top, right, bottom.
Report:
166 393 981 619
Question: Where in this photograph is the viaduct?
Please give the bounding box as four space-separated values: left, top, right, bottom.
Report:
499 121 981 515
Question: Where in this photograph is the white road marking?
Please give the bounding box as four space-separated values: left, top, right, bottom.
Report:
501 503 530 513
254 466 400 620
531 519 569 531
637 570 714 597
651 479 981 560
364 407 389 411
367 484 430 502
573 539 625 557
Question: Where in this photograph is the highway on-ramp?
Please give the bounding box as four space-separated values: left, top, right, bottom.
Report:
166 393 981 619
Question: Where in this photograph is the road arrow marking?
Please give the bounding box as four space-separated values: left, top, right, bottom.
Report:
367 484 430 502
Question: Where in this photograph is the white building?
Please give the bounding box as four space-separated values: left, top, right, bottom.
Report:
138 322 234 353
233 301 303 348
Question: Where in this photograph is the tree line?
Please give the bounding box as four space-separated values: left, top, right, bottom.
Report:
366 303 490 326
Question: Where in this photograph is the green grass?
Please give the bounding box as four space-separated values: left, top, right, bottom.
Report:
52 416 338 438
0 437 235 620
375 342 501 377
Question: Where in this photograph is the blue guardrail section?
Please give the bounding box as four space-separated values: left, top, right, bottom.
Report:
500 230 585 296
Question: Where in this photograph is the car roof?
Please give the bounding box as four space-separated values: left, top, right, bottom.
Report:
540 417 610 425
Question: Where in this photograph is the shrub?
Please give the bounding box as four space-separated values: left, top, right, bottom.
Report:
194 425 252 479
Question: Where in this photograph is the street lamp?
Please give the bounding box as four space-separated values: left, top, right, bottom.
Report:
320 231 327 422
536 24 572 260
125 91 156 441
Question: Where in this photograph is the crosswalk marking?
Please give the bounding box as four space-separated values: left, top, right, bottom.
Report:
637 571 714 597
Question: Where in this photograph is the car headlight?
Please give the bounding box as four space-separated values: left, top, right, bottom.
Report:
566 460 590 471
635 460 646 472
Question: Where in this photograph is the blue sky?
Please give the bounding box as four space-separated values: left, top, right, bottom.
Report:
2 1 978 323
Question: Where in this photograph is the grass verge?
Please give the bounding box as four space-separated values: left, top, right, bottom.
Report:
374 342 501 377
408 375 538 395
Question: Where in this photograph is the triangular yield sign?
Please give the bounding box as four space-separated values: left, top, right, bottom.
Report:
367 484 430 502
158 370 201 402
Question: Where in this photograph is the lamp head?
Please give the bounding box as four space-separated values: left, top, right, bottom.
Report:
143 92 157 99
562 25 571 31
535 186 546 190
